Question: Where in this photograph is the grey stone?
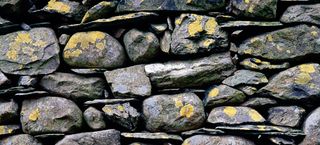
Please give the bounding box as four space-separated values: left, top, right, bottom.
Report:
281 4 320 26
81 1 118 23
0 125 20 136
0 134 42 145
18 76 38 87
268 106 305 127
222 70 268 87
182 135 255 145
240 58 290 71
300 107 320 145
160 30 172 53
84 107 106 130
228 0 277 19
0 99 18 124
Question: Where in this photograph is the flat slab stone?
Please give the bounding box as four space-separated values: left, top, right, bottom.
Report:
182 135 255 145
121 132 183 142
281 4 320 26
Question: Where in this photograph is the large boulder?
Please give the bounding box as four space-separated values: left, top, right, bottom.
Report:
182 135 255 145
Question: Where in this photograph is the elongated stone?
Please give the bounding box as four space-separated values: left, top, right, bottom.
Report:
281 4 320 26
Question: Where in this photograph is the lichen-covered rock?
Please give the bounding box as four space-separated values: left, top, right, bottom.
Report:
145 52 236 88
240 58 290 71
300 107 320 145
20 96 83 134
207 106 265 125
56 129 121 145
237 86 257 96
102 103 140 131
182 135 255 145
257 63 320 101
0 28 60 75
222 70 268 87
228 0 277 19
281 4 320 26
40 72 105 102
123 29 160 63
0 99 18 124
0 125 20 136
0 134 42 145
204 85 246 108
84 107 106 130
268 106 305 127
81 1 118 23
237 25 320 61
171 14 228 55
143 93 205 132
104 65 152 99
63 31 126 69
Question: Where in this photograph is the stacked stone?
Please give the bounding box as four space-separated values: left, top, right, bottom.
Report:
0 0 320 145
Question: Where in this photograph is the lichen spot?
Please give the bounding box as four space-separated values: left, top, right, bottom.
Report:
182 141 191 145
0 126 5 134
16 33 32 44
180 104 194 118
223 107 237 117
174 98 184 108
311 31 318 37
205 17 217 35
243 48 253 54
261 77 268 83
295 72 312 85
186 0 192 4
202 39 215 48
188 15 203 37
299 64 316 73
64 49 83 59
248 109 264 121
244 0 250 4
208 88 219 98
248 5 254 13
47 0 71 14
117 105 125 112
266 35 273 42
6 49 18 61
257 125 266 131
29 108 40 121
102 106 112 114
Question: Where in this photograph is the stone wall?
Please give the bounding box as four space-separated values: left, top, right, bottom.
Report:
0 0 320 145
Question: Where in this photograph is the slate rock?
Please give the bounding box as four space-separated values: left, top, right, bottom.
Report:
20 96 83 134
220 21 283 29
121 132 183 142
228 0 277 19
182 135 255 145
102 103 140 131
105 65 152 99
268 106 305 127
181 128 225 137
171 14 228 55
71 68 107 75
63 31 126 69
40 72 105 102
0 86 35 96
145 52 236 88
123 29 160 63
240 58 290 71
241 97 277 108
222 70 268 87
143 93 205 132
56 129 121 145
0 134 42 145
204 85 246 108
81 1 118 23
0 125 20 136
300 107 320 145
257 63 320 101
0 99 18 124
18 76 38 87
0 27 60 75
281 4 320 26
84 98 138 106
237 25 320 61
84 107 106 130
207 106 265 125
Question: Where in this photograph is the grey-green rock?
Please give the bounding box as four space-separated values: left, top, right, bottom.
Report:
222 70 268 87
300 107 320 145
241 97 277 108
228 0 277 19
0 134 42 145
268 106 305 127
182 135 255 145
281 4 320 26
84 107 106 130
0 99 18 124
81 1 118 23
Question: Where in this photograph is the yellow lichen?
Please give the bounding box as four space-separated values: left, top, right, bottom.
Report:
266 35 273 42
64 49 83 58
29 108 40 121
47 0 71 14
186 0 192 4
295 72 312 85
311 31 318 37
299 64 316 73
248 5 254 13
174 98 184 108
223 107 237 117
16 33 32 43
0 126 5 134
244 0 250 4
261 77 268 83
202 39 215 48
6 49 18 60
248 109 264 121
180 104 194 118
243 49 253 54
257 125 266 131
103 106 112 114
208 88 219 98
117 105 125 112
205 17 217 35
182 141 190 145
188 15 203 37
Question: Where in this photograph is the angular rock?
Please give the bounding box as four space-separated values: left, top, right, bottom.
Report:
121 132 183 142
268 106 305 127
281 4 320 26
0 99 18 123
222 70 268 87
228 0 277 19
237 25 320 61
300 107 320 145
0 28 60 75
102 103 140 131
237 86 257 96
182 135 255 145
71 68 107 75
20 96 83 134
84 107 106 130
40 72 105 101
241 97 277 108
171 14 228 55
143 93 205 132
0 71 9 87
240 58 290 71
151 23 167 34
145 52 236 88
56 129 121 145
0 134 42 145
207 106 265 125
63 31 126 69
105 65 152 99
257 63 320 101
204 85 246 108
18 76 38 87
160 30 172 53
81 1 118 23
269 137 295 145
0 125 20 136
123 29 160 63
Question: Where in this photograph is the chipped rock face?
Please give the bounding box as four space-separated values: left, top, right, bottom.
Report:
229 0 277 19
0 134 42 145
143 93 205 132
182 135 255 145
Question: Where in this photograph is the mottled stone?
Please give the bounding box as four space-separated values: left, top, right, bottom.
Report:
84 107 106 130
160 30 172 53
121 132 183 142
81 1 118 23
21 97 83 134
182 135 255 145
281 4 320 26
63 31 126 69
0 125 20 136
0 28 60 75
40 72 105 102
300 107 320 145
240 58 290 71
0 86 35 96
268 106 305 127
0 134 42 145
18 76 38 87
228 0 277 19
241 97 277 108
58 34 70 45
222 70 268 87
143 93 205 132
237 86 257 96
0 99 18 124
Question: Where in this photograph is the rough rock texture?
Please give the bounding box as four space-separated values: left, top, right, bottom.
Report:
229 0 277 19
281 4 320 26
0 134 42 145
81 1 118 23
182 135 255 145
300 107 320 145
268 106 305 127
0 99 18 124
83 107 106 130
222 69 268 87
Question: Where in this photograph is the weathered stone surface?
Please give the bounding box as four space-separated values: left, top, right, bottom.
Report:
207 106 265 125
18 76 38 87
116 0 226 12
21 96 83 134
160 30 172 53
0 125 20 136
123 29 160 63
0 27 60 75
0 86 35 96
151 23 167 34
228 0 277 19
63 31 126 69
105 65 152 99
102 103 140 131
0 99 18 123
269 137 295 145
145 52 236 88
182 135 255 145
121 132 183 142
59 34 70 45
56 129 121 145
84 107 106 130
220 21 283 29
204 85 246 108
0 134 42 145
241 97 277 108
222 70 268 87
84 98 138 106
237 86 257 96
240 58 290 71
40 72 105 101
181 128 225 137
143 93 205 132
171 14 228 55
71 68 107 75
81 1 118 23
268 106 305 127
257 63 320 101
237 25 320 61
300 107 320 145
281 4 320 26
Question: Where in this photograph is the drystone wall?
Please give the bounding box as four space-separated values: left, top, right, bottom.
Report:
0 0 320 145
